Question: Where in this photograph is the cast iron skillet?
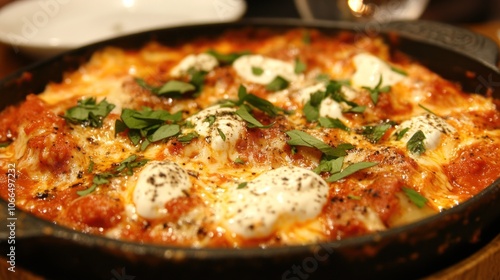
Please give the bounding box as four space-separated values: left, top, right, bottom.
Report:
0 19 499 280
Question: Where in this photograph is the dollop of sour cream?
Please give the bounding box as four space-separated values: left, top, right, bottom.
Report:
133 161 191 219
224 166 329 238
351 53 405 89
232 54 298 85
185 105 246 152
170 53 219 77
395 114 456 151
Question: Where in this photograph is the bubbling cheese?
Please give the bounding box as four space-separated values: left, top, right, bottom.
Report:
133 161 192 219
232 54 298 84
224 166 329 238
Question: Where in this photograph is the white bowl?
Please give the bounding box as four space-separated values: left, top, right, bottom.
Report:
0 0 246 58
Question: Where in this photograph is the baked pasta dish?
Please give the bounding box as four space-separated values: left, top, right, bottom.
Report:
0 28 499 248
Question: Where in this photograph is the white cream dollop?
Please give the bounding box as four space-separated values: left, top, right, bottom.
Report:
224 166 329 238
351 53 405 89
170 53 219 77
232 54 298 85
133 161 191 219
395 114 456 151
185 105 246 152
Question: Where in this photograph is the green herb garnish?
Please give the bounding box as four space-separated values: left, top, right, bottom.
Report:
402 187 428 208
362 76 391 105
206 49 250 65
63 98 115 128
418 103 437 115
285 130 352 158
115 108 182 150
177 132 199 143
347 194 362 200
318 117 350 131
0 141 12 148
266 76 289 91
237 182 248 189
326 161 378 182
390 66 408 76
217 128 226 141
294 58 307 74
252 66 264 76
234 158 245 165
395 127 410 140
204 115 216 127
360 123 392 143
77 155 148 196
407 130 426 155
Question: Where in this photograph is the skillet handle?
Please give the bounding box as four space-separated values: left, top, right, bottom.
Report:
383 20 499 69
0 200 48 240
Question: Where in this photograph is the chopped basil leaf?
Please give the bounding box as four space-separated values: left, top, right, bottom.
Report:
117 108 182 150
188 68 208 96
204 115 216 127
76 183 98 196
313 156 344 174
395 127 410 140
87 159 94 174
362 76 391 105
0 141 12 148
157 80 196 96
244 93 280 117
303 100 320 122
402 187 428 208
63 98 115 128
347 194 362 200
149 124 180 142
360 123 392 143
252 66 264 76
266 76 289 91
234 157 245 164
136 78 198 98
318 117 350 131
344 105 366 113
177 132 199 143
326 161 378 182
315 73 330 82
303 90 325 122
285 130 350 158
407 130 426 155
78 156 148 196
294 58 306 74
217 128 226 141
235 106 269 128
390 66 408 76
206 49 250 65
114 119 128 137
237 182 248 189
418 103 437 115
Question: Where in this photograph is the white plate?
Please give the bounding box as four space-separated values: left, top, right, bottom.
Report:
0 0 246 58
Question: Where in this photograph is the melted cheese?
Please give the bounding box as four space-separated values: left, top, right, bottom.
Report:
223 166 328 238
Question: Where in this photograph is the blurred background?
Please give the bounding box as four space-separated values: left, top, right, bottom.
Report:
242 0 500 23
